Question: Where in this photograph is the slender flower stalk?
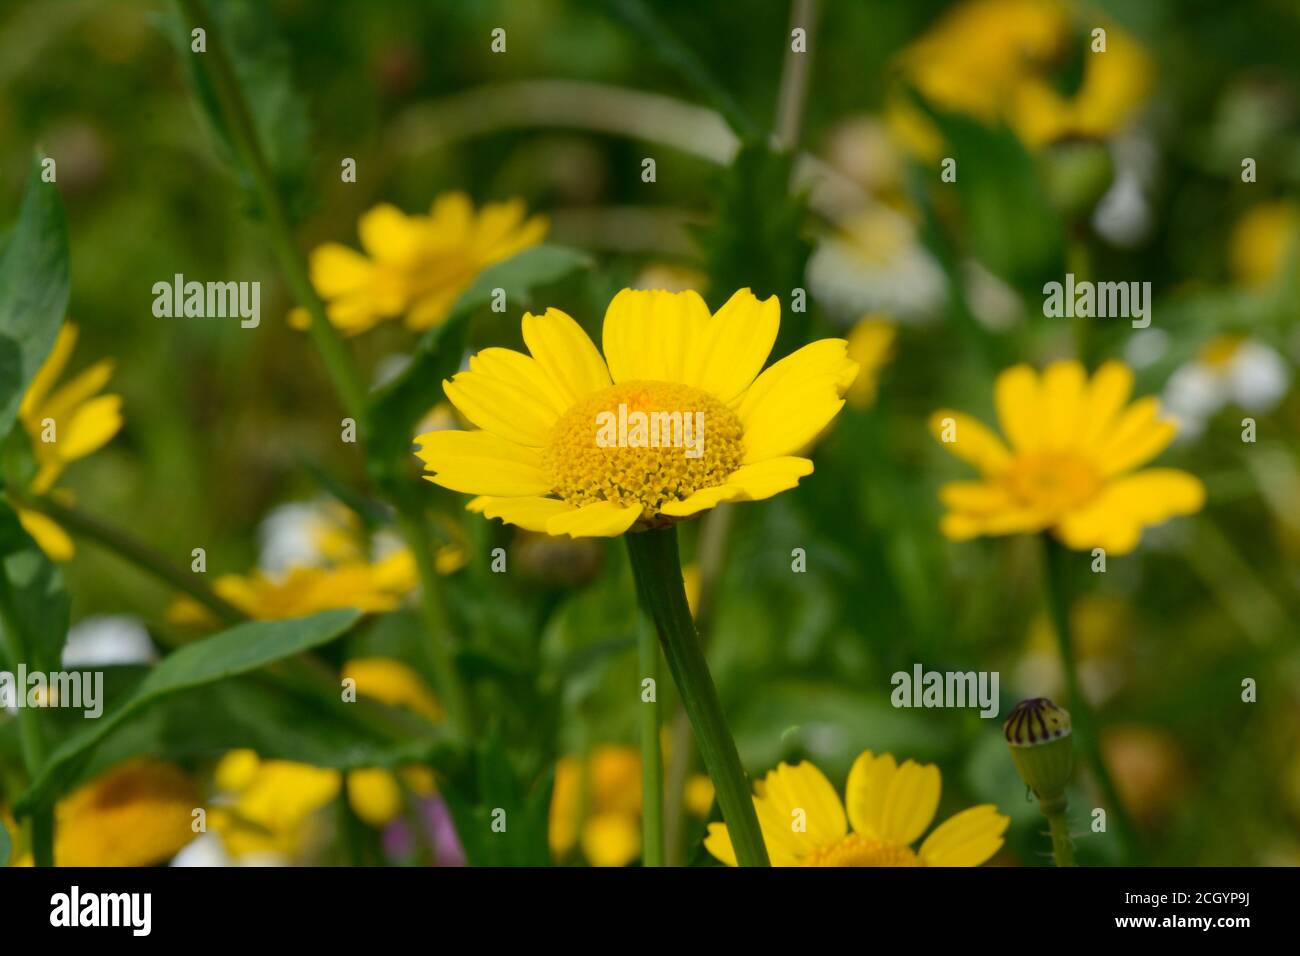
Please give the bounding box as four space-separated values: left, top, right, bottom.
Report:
637 619 664 867
0 567 54 866
174 0 472 740
1041 538 1138 862
625 526 769 867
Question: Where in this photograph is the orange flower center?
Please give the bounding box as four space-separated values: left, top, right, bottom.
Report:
801 833 920 867
1000 452 1102 515
544 381 745 520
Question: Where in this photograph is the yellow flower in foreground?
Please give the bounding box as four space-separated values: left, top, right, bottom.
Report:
845 316 897 409
292 193 547 335
705 752 1008 867
416 288 858 537
930 360 1205 554
53 759 199 866
1229 201 1298 287
211 751 339 859
11 323 122 561
890 0 1152 154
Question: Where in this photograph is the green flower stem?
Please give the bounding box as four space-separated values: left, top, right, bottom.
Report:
174 0 366 420
395 505 473 743
1041 536 1139 863
637 618 664 867
1039 794 1076 867
174 0 473 741
0 568 54 866
625 525 769 867
7 491 246 627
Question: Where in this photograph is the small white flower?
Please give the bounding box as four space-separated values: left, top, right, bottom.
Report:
1164 336 1290 438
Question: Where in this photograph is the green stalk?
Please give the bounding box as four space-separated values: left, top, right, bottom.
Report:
637 619 664 867
1039 794 1076 867
395 506 472 742
0 568 53 866
1041 536 1138 863
7 491 245 627
175 0 366 420
174 0 472 739
625 526 769 867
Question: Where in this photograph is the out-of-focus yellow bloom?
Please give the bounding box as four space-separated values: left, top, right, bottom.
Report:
1229 201 1298 287
930 360 1205 554
416 289 858 537
705 752 1008 867
890 0 1153 154
10 323 122 561
347 769 405 827
343 657 444 723
210 750 340 859
548 744 718 866
52 759 199 866
290 193 547 335
1102 725 1188 828
845 317 897 409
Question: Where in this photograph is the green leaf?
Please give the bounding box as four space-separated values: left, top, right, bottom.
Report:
366 245 592 466
164 0 312 214
0 813 9 867
0 504 70 675
13 608 361 814
0 156 69 443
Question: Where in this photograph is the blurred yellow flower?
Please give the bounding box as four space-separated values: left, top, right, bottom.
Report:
416 289 858 537
845 316 897 409
1229 201 1298 287
53 758 199 866
548 744 713 867
211 751 340 859
291 193 547 335
705 752 1008 867
930 360 1205 554
343 657 444 723
11 323 122 561
890 0 1153 154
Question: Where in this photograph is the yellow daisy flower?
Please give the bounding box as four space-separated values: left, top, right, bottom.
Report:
704 752 1009 867
930 360 1205 554
291 193 547 335
415 288 859 537
890 0 1153 154
10 323 122 561
52 758 199 867
210 751 340 859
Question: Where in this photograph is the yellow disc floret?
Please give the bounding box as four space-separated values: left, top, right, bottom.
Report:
801 833 920 867
544 380 745 521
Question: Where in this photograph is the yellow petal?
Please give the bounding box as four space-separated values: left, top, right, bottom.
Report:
918 804 1009 866
683 289 780 403
467 495 574 533
20 323 77 420
1093 397 1175 476
751 761 847 862
469 348 572 419
703 821 739 867
581 812 640 867
602 288 709 384
1078 360 1134 450
1041 360 1087 451
59 395 123 461
347 768 404 827
415 429 551 496
41 359 114 426
545 501 641 538
928 410 1011 474
736 339 857 463
845 751 940 845
657 458 813 517
522 308 612 404
994 363 1041 452
443 367 558 447
1056 469 1204 554
17 508 75 562
309 243 375 298
358 204 425 263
